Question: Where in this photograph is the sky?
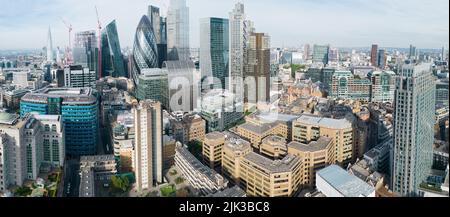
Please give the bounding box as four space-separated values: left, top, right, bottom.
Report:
0 0 448 50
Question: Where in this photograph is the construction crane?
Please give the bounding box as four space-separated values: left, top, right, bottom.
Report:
61 18 73 65
95 6 103 78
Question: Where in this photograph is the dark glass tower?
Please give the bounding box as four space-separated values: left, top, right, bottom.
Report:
102 20 126 78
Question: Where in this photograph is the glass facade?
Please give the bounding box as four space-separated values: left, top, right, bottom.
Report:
200 17 229 90
20 89 98 156
102 20 126 78
393 63 435 196
167 0 190 61
312 45 329 65
132 15 159 85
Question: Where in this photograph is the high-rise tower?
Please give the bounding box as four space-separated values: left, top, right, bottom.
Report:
392 62 435 196
167 0 190 61
47 27 54 63
229 2 250 100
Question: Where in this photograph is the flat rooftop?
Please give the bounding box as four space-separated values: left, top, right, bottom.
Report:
243 152 300 173
21 87 96 105
296 114 352 129
317 165 375 197
0 112 18 125
288 137 332 152
209 186 246 197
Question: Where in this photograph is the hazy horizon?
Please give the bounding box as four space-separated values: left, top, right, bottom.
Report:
0 0 448 50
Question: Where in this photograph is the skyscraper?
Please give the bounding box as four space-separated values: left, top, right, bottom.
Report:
312 44 329 65
393 63 435 196
200 17 229 90
47 27 54 63
148 5 168 68
442 46 446 61
167 0 190 61
328 47 339 63
132 15 159 85
409 44 417 60
73 30 98 73
133 100 163 191
370 44 378 67
377 49 386 69
101 20 126 78
229 2 250 99
245 32 271 104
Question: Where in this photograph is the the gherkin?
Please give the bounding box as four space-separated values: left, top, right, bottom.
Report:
132 15 159 84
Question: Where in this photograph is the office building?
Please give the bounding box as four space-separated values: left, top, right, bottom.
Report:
221 136 252 184
132 15 159 85
167 0 190 61
229 2 250 99
175 144 228 195
73 30 98 73
101 20 126 77
370 70 396 103
200 89 244 132
202 132 225 169
436 79 449 106
148 5 168 68
330 70 372 101
133 100 163 191
370 44 378 67
170 113 206 145
393 63 435 196
20 88 97 156
0 113 64 192
164 60 198 112
259 135 287 160
292 114 354 165
377 49 386 69
200 17 229 90
245 33 271 104
79 155 117 197
328 47 339 63
287 137 333 187
63 65 96 88
236 121 288 148
409 45 417 60
312 44 329 65
316 165 376 197
135 68 169 109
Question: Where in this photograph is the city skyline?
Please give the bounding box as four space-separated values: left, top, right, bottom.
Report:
0 0 448 50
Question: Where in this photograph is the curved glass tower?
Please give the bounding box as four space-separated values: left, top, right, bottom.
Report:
132 15 159 85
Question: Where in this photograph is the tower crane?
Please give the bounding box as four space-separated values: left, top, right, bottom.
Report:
61 18 73 64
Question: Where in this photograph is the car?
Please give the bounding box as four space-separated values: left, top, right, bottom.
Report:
103 183 109 188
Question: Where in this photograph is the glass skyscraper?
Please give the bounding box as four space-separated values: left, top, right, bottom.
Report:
229 2 251 100
312 44 329 65
200 17 229 90
101 20 126 78
132 15 159 85
73 30 98 74
167 0 190 61
393 63 435 196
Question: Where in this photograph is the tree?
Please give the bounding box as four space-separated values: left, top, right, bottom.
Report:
110 175 130 192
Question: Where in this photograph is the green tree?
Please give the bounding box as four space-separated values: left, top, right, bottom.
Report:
111 175 130 192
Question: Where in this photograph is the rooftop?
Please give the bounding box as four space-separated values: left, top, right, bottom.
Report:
243 152 301 173
0 112 18 125
208 186 246 197
317 165 375 197
288 137 332 152
21 87 96 105
296 114 352 129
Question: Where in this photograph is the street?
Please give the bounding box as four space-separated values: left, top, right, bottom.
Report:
63 158 80 197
